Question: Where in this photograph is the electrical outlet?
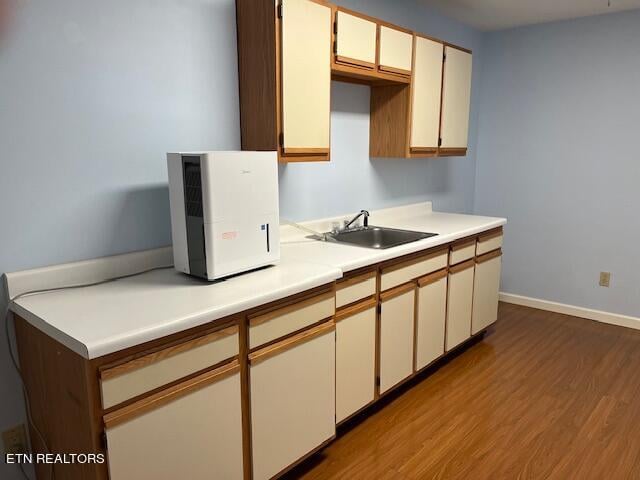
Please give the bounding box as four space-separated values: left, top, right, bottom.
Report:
599 272 611 288
2 424 27 455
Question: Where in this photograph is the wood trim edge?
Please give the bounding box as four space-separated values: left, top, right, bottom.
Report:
378 65 412 77
438 147 467 157
381 247 448 274
478 227 503 242
335 55 375 70
449 259 475 274
248 291 335 327
248 320 335 365
417 268 448 287
335 297 377 322
380 282 415 302
103 360 240 429
336 270 376 290
99 325 239 381
476 248 502 264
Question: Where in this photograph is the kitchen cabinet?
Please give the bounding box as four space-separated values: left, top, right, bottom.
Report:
104 362 244 480
335 298 377 423
250 322 336 480
280 0 332 159
415 269 447 370
99 325 239 409
236 0 332 162
12 224 504 480
410 36 444 156
439 45 473 156
334 9 377 69
379 283 416 394
248 290 335 349
446 259 475 351
378 25 413 75
472 249 502 334
237 0 472 161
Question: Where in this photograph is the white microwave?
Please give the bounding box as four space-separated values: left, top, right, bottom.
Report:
167 151 280 281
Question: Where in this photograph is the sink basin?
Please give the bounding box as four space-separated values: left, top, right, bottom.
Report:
326 226 437 249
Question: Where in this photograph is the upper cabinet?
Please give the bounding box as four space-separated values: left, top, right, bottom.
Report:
236 0 472 162
334 10 377 69
378 26 413 76
410 36 444 155
280 0 332 159
440 45 473 156
236 0 332 163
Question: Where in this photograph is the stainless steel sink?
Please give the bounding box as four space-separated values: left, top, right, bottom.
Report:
326 226 437 249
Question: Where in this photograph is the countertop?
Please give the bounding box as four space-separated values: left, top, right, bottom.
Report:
10 259 342 359
9 203 506 359
280 208 506 272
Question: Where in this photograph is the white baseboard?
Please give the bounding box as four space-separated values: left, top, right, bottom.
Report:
499 292 640 331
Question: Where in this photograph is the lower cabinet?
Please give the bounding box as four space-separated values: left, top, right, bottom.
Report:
250 323 336 480
472 250 502 334
445 260 475 351
105 361 244 480
379 284 416 394
335 299 377 423
415 269 447 370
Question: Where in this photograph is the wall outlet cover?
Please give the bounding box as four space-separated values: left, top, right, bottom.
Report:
2 424 27 455
599 272 611 288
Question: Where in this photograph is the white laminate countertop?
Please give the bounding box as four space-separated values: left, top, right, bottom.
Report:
8 203 506 359
281 207 506 272
10 259 342 359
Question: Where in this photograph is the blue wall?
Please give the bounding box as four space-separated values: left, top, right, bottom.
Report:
0 1 481 477
474 10 640 317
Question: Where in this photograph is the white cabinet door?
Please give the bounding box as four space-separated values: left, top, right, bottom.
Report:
440 46 472 150
250 323 336 480
410 36 444 151
336 301 376 423
446 262 475 351
379 285 416 394
416 272 447 370
105 363 244 480
335 10 377 67
472 251 502 334
378 26 413 74
281 0 332 153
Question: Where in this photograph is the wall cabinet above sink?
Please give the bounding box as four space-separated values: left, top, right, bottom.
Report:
236 0 472 162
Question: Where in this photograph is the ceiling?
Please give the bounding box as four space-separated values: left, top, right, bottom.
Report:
419 0 640 31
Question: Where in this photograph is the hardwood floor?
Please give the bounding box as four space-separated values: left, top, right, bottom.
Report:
286 302 640 479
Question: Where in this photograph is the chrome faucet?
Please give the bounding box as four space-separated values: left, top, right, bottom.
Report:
342 210 370 231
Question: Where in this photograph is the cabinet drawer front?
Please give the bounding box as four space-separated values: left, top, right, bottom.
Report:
281 0 332 150
336 272 376 308
336 303 376 423
105 365 243 480
250 327 335 480
381 250 447 291
410 36 444 149
379 287 416 394
472 252 502 334
446 262 475 351
440 46 472 149
416 272 447 371
249 291 335 349
336 11 377 67
449 239 476 266
379 26 413 74
476 230 503 256
100 326 239 409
